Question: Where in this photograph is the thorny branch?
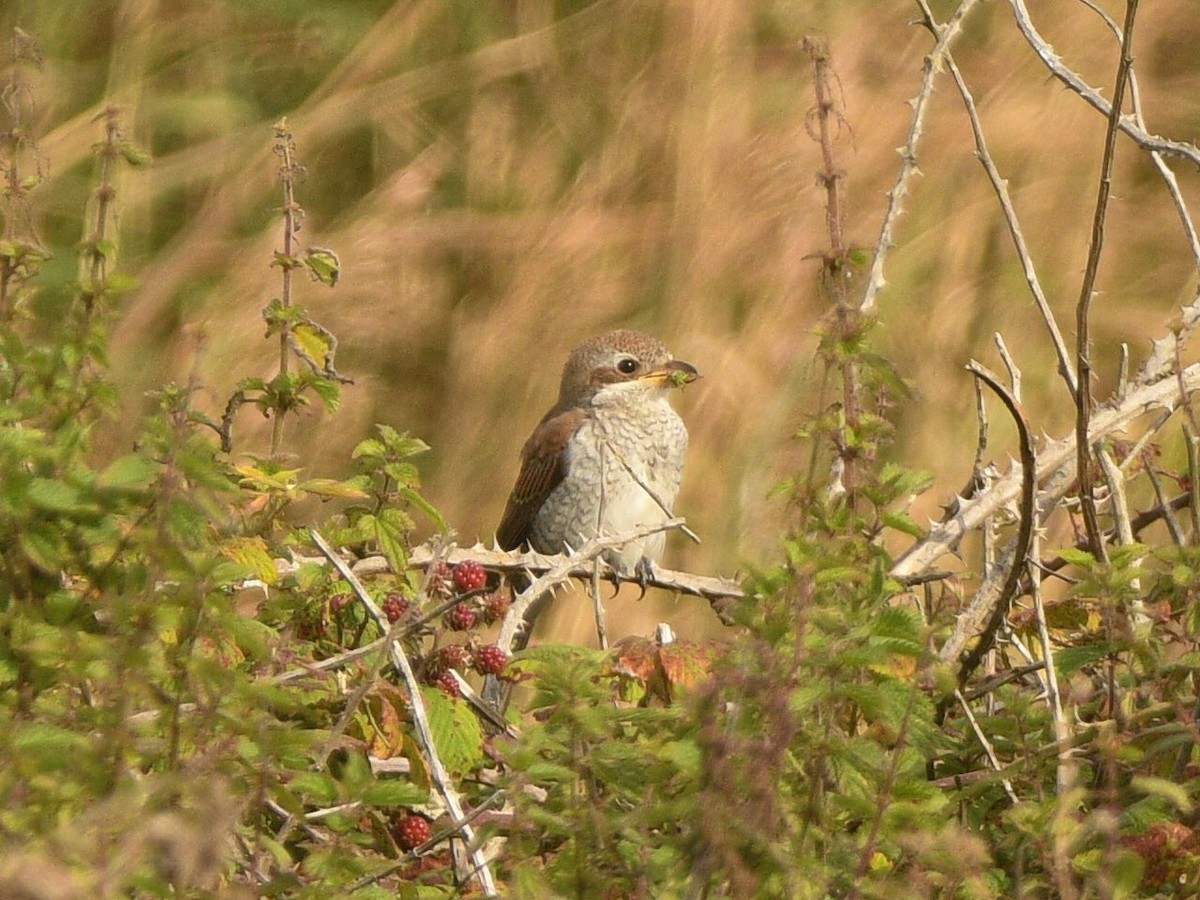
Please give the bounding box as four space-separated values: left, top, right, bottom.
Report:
947 362 1035 689
1074 0 1140 563
860 0 985 315
340 536 747 624
1009 0 1200 171
893 363 1200 580
915 0 1077 398
309 529 499 898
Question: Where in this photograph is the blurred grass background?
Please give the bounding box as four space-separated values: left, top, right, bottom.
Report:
4 0 1199 642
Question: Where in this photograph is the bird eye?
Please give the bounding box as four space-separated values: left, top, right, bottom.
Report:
616 357 638 375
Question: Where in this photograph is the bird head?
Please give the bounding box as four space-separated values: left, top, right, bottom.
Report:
557 329 699 409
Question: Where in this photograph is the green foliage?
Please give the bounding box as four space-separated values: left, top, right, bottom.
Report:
0 99 465 895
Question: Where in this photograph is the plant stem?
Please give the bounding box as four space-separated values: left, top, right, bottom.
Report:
1075 0 1139 562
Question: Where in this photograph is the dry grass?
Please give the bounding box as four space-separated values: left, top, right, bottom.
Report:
5 0 1199 642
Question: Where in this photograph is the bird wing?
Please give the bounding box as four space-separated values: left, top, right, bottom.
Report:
496 407 587 551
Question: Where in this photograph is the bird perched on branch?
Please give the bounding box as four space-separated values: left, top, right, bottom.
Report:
495 328 699 642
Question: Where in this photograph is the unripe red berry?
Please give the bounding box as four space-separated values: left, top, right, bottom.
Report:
446 603 477 632
479 591 510 624
437 643 471 671
395 813 431 850
435 671 461 699
427 561 452 594
382 592 410 623
452 560 487 594
474 643 508 676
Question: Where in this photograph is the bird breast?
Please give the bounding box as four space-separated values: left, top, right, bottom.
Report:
530 394 689 573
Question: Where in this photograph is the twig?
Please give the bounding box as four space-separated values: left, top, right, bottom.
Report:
924 6 1076 396
1009 0 1200 169
1187 428 1200 543
1077 0 1200 273
1142 457 1184 547
1027 504 1074 798
1097 445 1148 631
961 661 1046 701
993 334 1023 402
397 542 745 622
944 362 1036 689
893 363 1200 578
955 688 1019 805
1075 0 1139 562
860 0 985 314
310 528 498 897
270 121 303 457
494 519 690 653
591 562 609 650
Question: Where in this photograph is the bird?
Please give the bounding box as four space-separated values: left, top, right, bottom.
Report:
495 328 698 643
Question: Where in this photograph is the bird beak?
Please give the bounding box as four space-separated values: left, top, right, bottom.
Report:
641 359 699 389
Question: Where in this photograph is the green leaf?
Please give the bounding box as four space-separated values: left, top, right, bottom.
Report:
352 437 386 460
306 374 342 412
304 247 340 286
374 512 409 573
398 486 447 531
18 526 65 572
881 510 925 539
1131 775 1194 814
225 614 276 660
292 323 334 371
98 453 158 491
220 536 279 584
359 780 428 808
12 723 92 766
25 478 93 515
298 477 369 499
289 772 339 805
815 566 863 585
422 687 484 776
1053 642 1112 677
1057 548 1096 569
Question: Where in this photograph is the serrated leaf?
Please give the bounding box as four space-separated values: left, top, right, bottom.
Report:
815 566 863 585
289 772 339 805
398 486 446 531
307 374 342 412
1131 776 1193 814
225 614 276 660
1053 642 1112 676
304 247 340 286
422 687 484 776
18 526 65 572
13 723 92 764
374 513 409 573
221 536 279 584
298 477 369 499
881 510 925 539
360 780 427 809
98 453 158 491
352 437 386 460
1057 548 1096 568
292 322 334 371
25 478 92 514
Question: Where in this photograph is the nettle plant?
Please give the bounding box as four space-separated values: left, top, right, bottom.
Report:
0 91 518 892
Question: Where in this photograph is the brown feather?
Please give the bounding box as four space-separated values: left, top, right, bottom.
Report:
496 407 588 551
